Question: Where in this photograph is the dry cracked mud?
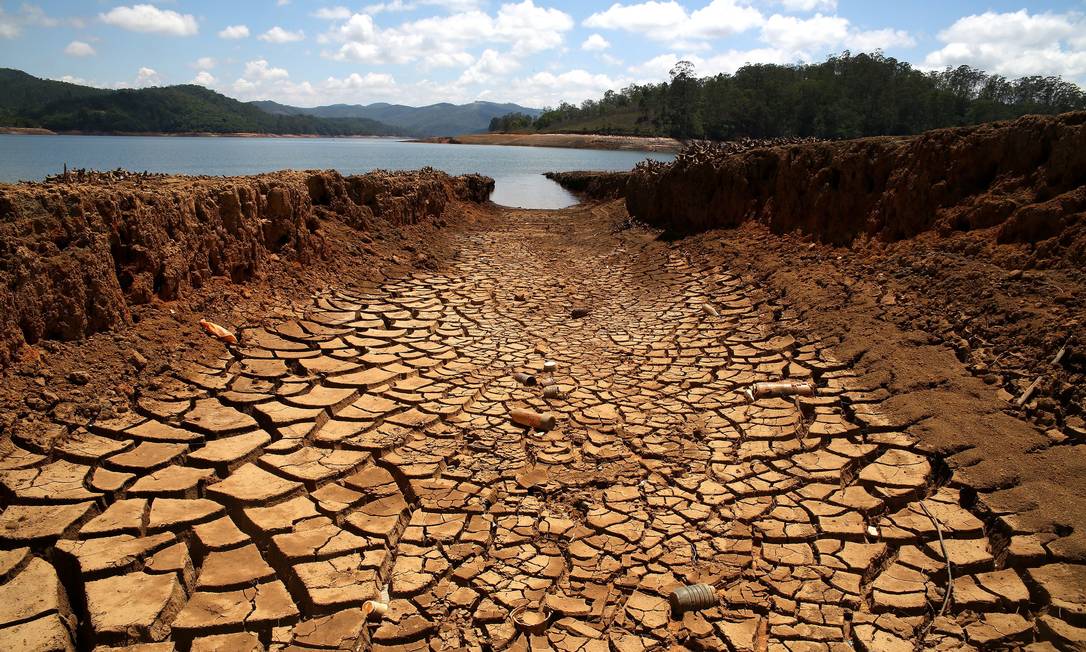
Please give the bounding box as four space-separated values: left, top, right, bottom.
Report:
1 203 1083 651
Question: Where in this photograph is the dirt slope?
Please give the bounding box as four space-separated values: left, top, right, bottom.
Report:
627 112 1086 267
0 169 493 367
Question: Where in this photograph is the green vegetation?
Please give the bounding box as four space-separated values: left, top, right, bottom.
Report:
0 68 400 136
491 52 1086 140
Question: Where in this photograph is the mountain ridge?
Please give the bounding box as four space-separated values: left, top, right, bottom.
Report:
249 99 542 136
0 68 541 137
0 68 401 137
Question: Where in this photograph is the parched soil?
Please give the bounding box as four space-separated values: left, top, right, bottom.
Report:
1 113 1085 651
413 132 684 153
0 168 492 367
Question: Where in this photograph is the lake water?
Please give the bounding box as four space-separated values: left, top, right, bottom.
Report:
0 134 673 209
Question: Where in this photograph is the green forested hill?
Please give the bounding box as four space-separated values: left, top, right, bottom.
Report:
0 68 401 136
492 52 1086 140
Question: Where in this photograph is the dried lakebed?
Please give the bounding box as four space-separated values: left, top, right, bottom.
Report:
1 204 1082 651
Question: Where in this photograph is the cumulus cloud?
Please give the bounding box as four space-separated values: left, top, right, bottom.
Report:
260 26 304 43
458 48 521 84
923 10 1086 80
324 0 573 65
223 58 404 105
629 48 793 78
192 71 216 86
64 40 95 56
194 57 217 69
135 66 161 86
584 0 764 47
582 33 610 51
502 69 633 107
218 24 249 39
99 4 198 36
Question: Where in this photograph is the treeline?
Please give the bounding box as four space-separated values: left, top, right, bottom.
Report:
490 52 1086 140
0 68 401 136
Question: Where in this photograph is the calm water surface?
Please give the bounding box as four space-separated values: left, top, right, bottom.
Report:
0 134 674 209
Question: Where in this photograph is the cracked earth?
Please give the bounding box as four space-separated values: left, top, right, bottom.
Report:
1 204 1083 651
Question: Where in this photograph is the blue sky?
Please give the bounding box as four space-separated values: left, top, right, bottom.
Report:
1 1 1085 108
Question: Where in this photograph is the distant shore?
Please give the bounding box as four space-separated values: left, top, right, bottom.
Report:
0 127 403 139
412 132 683 153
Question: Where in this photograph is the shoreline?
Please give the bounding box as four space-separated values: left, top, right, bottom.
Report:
412 132 683 153
0 127 406 139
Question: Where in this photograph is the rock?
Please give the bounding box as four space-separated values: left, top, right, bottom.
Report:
0 502 97 544
0 558 71 627
1027 564 1086 619
0 613 76 652
571 307 591 319
171 581 299 633
84 571 186 642
128 349 148 369
68 371 90 386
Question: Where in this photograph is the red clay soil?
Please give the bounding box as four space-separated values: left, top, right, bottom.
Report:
627 112 1086 266
0 169 492 367
549 113 1086 562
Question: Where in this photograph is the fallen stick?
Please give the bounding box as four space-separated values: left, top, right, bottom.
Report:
915 501 952 651
1015 375 1042 408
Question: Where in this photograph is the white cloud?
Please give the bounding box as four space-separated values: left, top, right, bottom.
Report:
923 10 1086 80
218 24 249 39
760 13 914 57
599 53 623 66
848 28 914 52
58 74 90 85
277 0 290 5
64 40 95 56
425 51 475 68
458 48 521 84
194 57 217 69
502 69 632 107
774 0 836 11
323 71 398 92
584 0 764 47
324 0 573 64
135 66 161 87
243 59 290 81
364 0 483 13
192 71 217 86
760 13 846 51
260 26 304 43
630 48 795 78
314 6 353 20
99 4 198 36
582 33 610 51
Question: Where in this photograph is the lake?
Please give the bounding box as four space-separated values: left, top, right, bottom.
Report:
0 134 673 209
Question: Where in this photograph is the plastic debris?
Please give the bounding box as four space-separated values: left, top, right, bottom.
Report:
543 385 564 400
702 303 719 317
511 408 556 431
511 604 551 634
362 585 390 620
198 319 237 345
513 372 537 386
669 583 718 615
543 360 558 373
745 381 815 401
